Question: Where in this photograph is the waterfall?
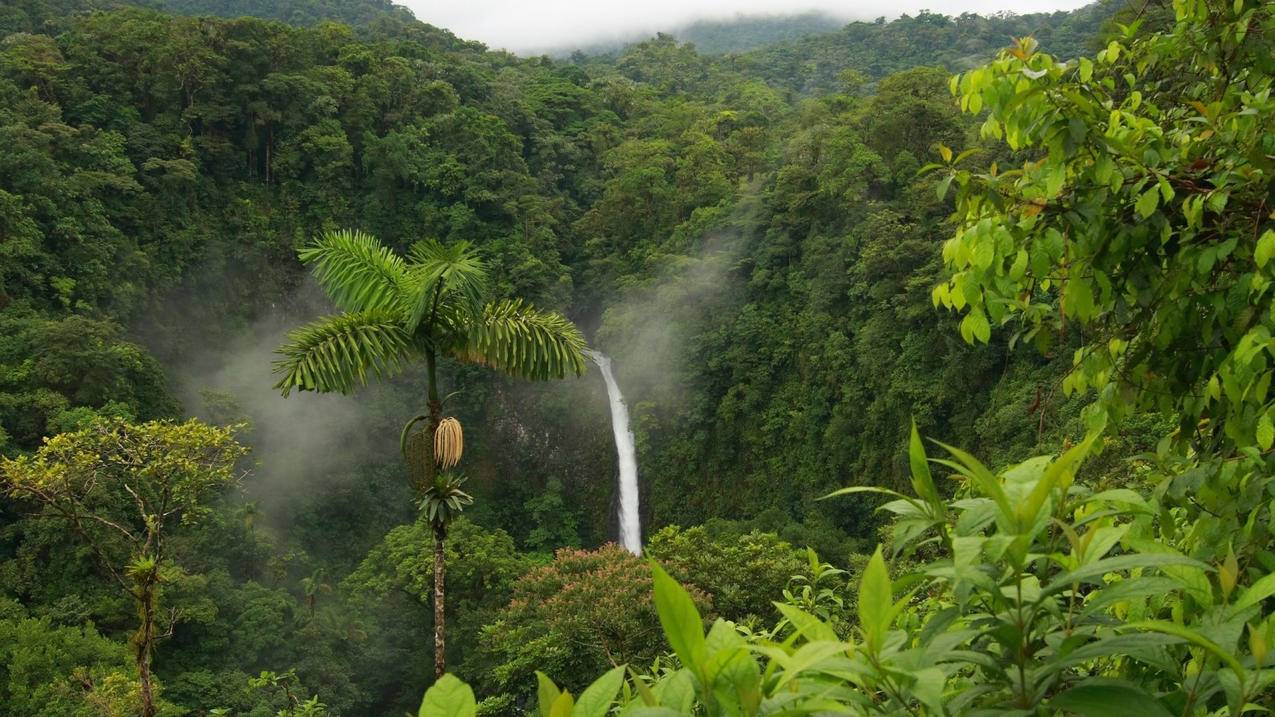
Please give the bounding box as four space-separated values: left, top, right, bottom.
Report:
587 350 641 554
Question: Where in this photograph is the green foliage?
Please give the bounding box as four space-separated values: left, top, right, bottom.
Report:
1 418 247 571
645 525 804 624
420 674 476 717
777 549 857 634
434 422 1275 714
420 4 1275 714
0 599 166 717
478 545 709 706
149 0 418 29
346 517 532 705
0 0 1192 712
419 473 474 530
246 670 331 717
936 0 1275 453
739 2 1120 93
275 230 587 396
1 418 246 716
523 479 581 552
0 313 177 452
672 12 844 55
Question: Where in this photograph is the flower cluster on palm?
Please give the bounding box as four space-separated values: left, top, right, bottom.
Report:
272 228 587 677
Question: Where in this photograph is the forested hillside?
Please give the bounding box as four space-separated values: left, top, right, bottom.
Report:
672 11 844 54
556 11 849 57
739 1 1120 92
2 0 1273 715
1 0 418 33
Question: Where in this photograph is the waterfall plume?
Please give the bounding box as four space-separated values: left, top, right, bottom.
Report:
587 350 641 554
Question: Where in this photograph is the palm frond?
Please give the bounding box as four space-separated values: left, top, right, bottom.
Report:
402 239 488 333
454 298 588 380
272 310 416 396
300 229 411 315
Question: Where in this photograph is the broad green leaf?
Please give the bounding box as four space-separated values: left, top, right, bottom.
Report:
1256 230 1275 268
1135 187 1160 218
775 603 839 644
1049 680 1173 717
1231 573 1275 615
933 443 1014 524
549 691 575 717
537 672 562 716
1048 633 1185 672
858 546 892 653
651 562 707 673
820 486 913 502
1079 577 1178 617
1018 433 1095 531
629 668 657 707
420 674 477 717
1042 553 1209 596
936 173 954 200
619 709 681 717
1065 276 1094 320
1220 546 1239 600
705 619 745 658
908 420 942 512
573 666 626 717
770 641 852 689
652 670 695 713
1258 413 1274 451
961 309 991 344
1125 621 1246 676
1044 161 1066 198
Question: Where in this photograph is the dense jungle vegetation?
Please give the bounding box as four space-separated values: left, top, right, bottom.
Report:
2 0 1274 714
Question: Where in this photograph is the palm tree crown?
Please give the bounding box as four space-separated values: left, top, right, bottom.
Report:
273 229 587 395
272 228 588 681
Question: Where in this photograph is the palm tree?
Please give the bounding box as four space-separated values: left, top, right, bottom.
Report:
273 229 587 677
300 568 332 619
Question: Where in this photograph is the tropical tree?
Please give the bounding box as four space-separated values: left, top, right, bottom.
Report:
300 568 331 619
1 418 246 717
272 229 587 677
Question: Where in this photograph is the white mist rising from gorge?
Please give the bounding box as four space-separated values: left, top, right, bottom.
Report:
402 0 1097 53
169 283 408 525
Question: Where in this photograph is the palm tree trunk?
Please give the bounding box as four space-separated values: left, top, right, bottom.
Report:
425 348 447 679
425 350 443 480
432 523 446 678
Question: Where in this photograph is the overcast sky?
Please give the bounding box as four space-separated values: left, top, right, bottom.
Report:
399 0 1095 53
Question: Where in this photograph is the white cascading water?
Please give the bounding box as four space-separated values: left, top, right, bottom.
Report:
587 351 641 554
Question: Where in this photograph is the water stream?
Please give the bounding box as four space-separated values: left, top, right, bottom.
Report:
587 350 641 554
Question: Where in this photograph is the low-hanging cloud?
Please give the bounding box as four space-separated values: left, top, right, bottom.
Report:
172 283 406 522
403 0 1096 53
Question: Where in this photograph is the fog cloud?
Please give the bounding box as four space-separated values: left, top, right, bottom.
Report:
402 0 1096 53
174 283 405 520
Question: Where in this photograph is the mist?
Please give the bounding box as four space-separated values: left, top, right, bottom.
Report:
593 187 763 416
402 0 1098 53
172 284 407 523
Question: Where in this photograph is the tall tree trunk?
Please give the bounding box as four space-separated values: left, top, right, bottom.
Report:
426 349 446 678
425 350 443 483
432 524 446 679
135 581 158 717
